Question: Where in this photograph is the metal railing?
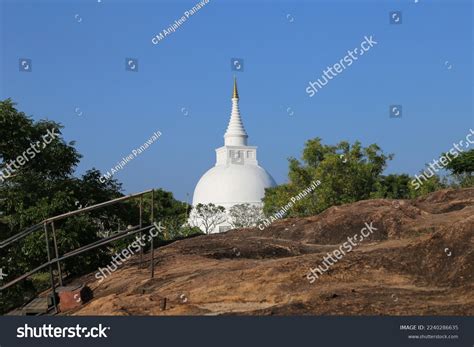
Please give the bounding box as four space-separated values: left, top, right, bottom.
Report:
0 189 157 313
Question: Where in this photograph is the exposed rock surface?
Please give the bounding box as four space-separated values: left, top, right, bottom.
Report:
69 188 473 315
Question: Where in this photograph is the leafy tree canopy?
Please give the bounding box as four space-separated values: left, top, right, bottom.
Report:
263 138 393 217
444 149 474 188
0 99 192 313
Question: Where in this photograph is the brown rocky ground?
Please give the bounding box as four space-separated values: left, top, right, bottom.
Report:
68 188 473 316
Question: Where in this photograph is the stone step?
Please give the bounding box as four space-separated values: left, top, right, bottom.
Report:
22 297 49 315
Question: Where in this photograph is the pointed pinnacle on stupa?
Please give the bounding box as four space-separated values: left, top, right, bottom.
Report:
232 76 239 99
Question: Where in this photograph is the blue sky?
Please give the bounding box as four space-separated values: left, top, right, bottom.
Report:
1 0 472 202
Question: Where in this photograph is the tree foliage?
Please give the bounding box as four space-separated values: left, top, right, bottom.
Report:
228 204 264 228
263 138 393 217
445 149 474 175
191 203 226 234
0 99 193 313
372 174 414 199
444 149 474 187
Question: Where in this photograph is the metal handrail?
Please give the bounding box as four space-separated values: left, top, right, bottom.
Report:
0 189 157 313
45 189 153 223
0 223 155 291
61 224 141 258
0 189 152 249
0 223 43 249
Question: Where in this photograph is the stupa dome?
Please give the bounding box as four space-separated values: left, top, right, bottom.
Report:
193 163 276 207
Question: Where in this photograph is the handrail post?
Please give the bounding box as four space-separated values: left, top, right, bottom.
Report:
51 221 63 287
44 222 58 313
139 195 143 265
150 236 155 278
150 189 155 278
151 189 154 225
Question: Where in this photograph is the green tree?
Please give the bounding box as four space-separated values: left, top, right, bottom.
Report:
228 203 264 228
146 189 192 239
191 203 226 234
445 149 474 187
408 173 445 198
0 99 192 313
263 138 393 217
0 99 127 313
373 174 411 199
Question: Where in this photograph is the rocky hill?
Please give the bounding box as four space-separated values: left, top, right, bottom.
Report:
69 188 473 315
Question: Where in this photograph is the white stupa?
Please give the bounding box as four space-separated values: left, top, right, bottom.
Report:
190 78 276 233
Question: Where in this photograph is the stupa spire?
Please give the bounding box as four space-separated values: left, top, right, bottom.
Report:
232 76 239 99
224 77 248 146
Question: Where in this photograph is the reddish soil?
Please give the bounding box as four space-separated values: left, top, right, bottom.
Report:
68 188 473 316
